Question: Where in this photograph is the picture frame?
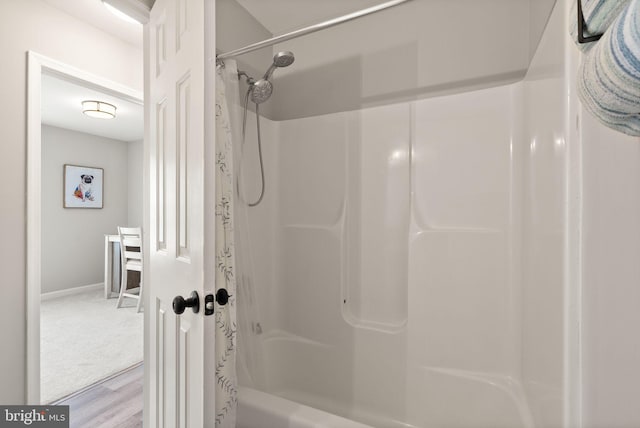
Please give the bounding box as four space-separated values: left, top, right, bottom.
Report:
63 164 104 209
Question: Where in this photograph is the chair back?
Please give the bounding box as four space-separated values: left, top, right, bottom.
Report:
118 226 142 268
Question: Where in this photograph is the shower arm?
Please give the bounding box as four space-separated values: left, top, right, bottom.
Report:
216 0 414 61
237 70 254 85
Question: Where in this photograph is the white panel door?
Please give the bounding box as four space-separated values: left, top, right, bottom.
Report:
147 0 212 427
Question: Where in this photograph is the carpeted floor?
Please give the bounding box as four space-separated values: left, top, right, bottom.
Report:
41 288 143 404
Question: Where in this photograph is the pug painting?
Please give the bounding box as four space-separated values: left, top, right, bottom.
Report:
64 165 103 208
74 174 95 202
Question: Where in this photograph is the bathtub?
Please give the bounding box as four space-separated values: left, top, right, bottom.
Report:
237 387 373 428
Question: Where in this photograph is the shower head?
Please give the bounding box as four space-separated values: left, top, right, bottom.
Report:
273 51 296 67
262 51 295 80
250 79 273 105
249 51 295 104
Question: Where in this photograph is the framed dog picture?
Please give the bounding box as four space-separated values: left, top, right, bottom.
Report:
63 164 104 208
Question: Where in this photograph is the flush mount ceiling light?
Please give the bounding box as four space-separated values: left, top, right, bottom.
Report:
82 100 117 119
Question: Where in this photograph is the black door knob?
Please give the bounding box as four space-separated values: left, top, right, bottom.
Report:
216 288 230 306
173 291 200 314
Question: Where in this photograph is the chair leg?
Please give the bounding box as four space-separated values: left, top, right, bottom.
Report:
117 267 128 308
136 271 143 313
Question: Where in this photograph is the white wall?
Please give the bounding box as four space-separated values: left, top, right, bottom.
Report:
0 0 142 404
41 125 129 294
128 139 144 227
580 99 640 428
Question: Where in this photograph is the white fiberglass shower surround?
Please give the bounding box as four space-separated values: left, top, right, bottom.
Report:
215 0 640 427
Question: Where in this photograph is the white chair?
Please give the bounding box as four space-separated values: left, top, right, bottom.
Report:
117 226 143 312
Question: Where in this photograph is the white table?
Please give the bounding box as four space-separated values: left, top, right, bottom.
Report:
104 234 121 298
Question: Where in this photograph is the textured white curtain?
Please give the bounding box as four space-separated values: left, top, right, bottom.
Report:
214 60 240 428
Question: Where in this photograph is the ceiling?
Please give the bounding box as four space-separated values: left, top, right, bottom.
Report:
40 0 144 142
42 73 144 142
42 0 143 48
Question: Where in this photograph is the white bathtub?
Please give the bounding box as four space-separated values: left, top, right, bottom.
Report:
237 387 374 428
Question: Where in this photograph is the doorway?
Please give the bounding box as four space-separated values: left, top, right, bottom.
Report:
26 52 146 409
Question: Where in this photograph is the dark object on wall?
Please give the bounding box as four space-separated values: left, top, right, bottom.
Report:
577 0 604 44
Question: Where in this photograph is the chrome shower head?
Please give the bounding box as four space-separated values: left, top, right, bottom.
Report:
249 51 295 104
262 51 295 80
250 79 273 104
273 51 295 67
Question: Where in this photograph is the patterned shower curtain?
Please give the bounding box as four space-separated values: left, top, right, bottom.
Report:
214 60 239 428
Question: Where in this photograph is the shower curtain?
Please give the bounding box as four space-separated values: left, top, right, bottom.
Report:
215 59 266 428
214 60 239 428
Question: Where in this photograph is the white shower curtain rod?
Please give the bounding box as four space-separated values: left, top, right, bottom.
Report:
216 0 414 61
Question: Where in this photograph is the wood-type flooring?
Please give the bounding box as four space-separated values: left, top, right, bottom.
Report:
53 363 143 428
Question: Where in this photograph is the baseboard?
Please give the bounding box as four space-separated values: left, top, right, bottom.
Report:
41 283 103 301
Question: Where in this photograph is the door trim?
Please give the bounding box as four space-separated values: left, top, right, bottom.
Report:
26 51 143 404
